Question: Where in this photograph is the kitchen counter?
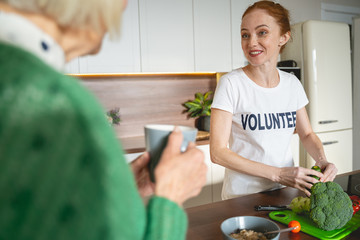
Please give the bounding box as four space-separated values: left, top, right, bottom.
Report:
186 170 360 240
121 131 210 153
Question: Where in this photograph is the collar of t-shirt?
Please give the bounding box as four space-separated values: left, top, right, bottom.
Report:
0 10 65 71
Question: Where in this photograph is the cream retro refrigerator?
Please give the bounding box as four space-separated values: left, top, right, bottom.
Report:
281 20 353 174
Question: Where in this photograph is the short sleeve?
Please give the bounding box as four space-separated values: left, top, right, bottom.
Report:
211 75 234 114
295 78 309 110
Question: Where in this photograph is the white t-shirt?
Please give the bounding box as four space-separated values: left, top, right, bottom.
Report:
211 68 309 199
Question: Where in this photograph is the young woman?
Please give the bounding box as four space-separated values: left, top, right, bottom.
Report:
210 0 337 200
0 0 207 239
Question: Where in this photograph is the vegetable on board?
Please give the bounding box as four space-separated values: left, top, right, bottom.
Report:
289 181 353 231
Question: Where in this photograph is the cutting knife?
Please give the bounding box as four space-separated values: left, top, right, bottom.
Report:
254 205 290 211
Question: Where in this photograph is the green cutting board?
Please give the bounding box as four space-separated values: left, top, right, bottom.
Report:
269 210 360 240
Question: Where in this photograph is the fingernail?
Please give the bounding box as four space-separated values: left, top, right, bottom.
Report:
173 126 180 132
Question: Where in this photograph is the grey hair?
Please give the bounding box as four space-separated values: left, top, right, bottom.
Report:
0 0 124 37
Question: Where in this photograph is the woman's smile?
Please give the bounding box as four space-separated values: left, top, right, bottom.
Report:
249 50 263 57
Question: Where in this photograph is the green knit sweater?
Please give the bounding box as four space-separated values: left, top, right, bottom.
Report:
0 42 187 240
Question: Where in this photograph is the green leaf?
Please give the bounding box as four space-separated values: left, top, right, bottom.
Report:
204 105 211 111
188 107 199 113
204 91 213 100
190 111 201 118
195 92 204 101
193 98 201 104
184 102 201 109
204 99 212 106
201 107 211 116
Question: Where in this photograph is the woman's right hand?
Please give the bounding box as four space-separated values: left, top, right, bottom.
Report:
154 127 207 206
276 166 323 197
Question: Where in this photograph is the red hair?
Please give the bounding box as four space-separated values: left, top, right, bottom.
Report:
242 0 291 52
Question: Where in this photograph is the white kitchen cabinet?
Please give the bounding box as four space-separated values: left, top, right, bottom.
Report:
301 129 353 175
139 0 194 72
230 0 254 70
211 159 225 203
184 144 213 208
64 58 79 74
125 152 143 163
78 0 141 73
193 0 232 72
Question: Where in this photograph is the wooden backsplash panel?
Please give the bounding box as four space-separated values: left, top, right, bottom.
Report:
75 74 217 138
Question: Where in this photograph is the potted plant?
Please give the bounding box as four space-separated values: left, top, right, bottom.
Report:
106 107 121 125
183 91 213 132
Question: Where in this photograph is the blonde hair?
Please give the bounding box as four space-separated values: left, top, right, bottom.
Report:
0 0 124 37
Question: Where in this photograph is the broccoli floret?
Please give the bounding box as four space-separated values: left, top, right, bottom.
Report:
309 182 353 231
290 182 353 231
289 196 310 214
310 207 326 227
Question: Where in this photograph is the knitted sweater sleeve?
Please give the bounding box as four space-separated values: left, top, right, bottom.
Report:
145 196 188 240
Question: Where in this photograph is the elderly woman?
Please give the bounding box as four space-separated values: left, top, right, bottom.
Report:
0 0 207 239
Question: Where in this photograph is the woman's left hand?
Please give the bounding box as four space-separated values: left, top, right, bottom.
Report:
316 161 338 182
130 152 155 197
277 166 323 196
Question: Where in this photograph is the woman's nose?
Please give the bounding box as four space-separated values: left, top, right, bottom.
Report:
249 35 258 47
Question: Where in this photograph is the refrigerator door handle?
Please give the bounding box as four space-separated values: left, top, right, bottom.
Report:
318 120 338 124
322 140 339 146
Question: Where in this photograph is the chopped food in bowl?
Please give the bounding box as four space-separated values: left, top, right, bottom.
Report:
229 228 267 240
221 216 280 240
